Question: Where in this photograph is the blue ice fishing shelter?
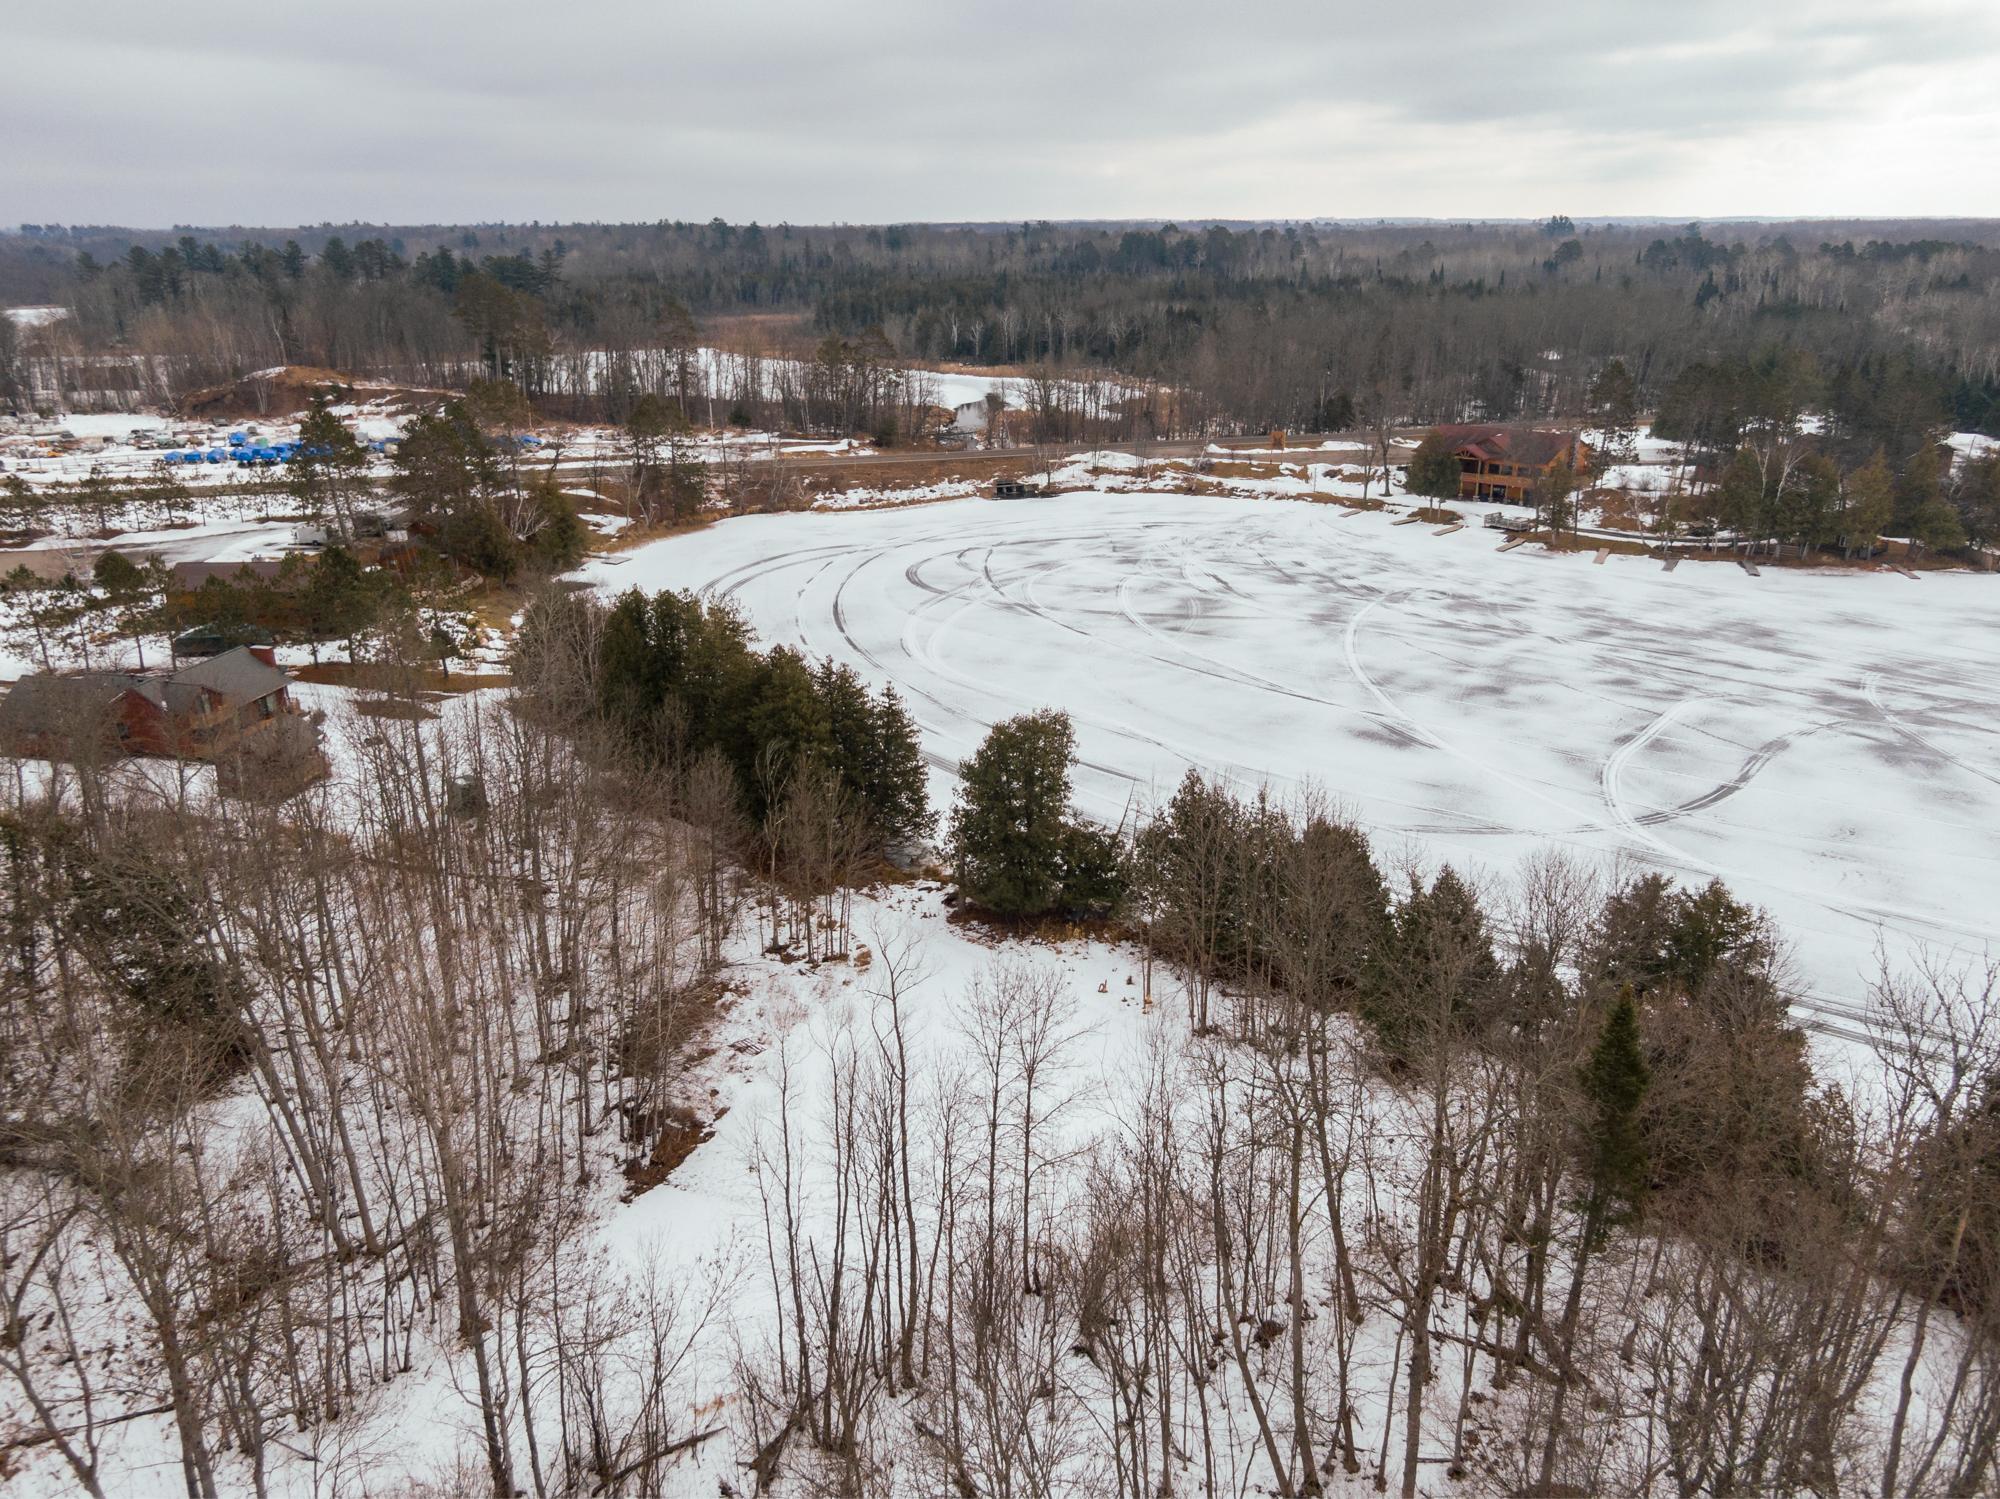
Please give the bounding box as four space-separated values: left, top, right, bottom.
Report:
228 431 247 446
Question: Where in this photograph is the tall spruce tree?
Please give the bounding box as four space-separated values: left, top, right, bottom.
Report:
742 647 832 814
949 710 1079 917
1588 358 1641 470
1839 451 1894 558
814 660 931 845
1580 990 1651 1236
1370 866 1500 1055
864 685 933 845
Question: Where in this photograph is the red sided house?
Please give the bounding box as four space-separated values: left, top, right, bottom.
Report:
0 646 325 792
1433 425 1591 504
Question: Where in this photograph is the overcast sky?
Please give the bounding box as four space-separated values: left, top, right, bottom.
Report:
7 0 1998 227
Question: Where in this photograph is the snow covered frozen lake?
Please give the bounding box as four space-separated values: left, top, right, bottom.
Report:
577 490 2000 1025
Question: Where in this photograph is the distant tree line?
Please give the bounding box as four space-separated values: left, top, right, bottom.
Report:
6 218 1998 445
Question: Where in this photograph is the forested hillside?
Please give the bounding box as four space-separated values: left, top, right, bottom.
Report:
4 607 1997 1497
6 218 1999 438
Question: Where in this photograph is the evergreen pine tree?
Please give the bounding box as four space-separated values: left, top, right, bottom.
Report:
92 551 163 668
743 647 832 814
1911 491 1967 558
1958 453 2000 547
949 710 1078 917
864 685 934 844
1712 446 1768 546
597 590 662 730
1579 989 1651 1238
1405 434 1462 501
1370 866 1500 1054
1839 452 1894 558
290 391 370 538
298 546 387 663
1587 358 1641 473
1893 441 1944 535
816 657 877 795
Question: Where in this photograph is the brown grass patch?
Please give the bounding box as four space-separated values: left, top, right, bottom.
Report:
1201 460 1288 481
1592 488 1652 530
289 661 510 694
1539 532 1653 557
720 452 1047 513
594 512 717 553
1410 505 1462 524
700 310 817 356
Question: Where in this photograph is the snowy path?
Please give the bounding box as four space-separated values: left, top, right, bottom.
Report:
575 491 2000 1019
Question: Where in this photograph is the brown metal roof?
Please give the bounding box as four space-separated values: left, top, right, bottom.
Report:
1432 424 1581 469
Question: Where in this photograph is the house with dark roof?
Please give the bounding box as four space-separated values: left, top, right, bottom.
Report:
1432 425 1591 505
0 646 322 787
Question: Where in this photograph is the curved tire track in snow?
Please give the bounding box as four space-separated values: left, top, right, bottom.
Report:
582 494 2000 1017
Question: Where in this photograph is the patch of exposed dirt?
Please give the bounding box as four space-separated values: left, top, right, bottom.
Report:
622 1104 716 1196
178 366 448 421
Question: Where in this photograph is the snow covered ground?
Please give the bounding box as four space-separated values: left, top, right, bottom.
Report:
700 348 1016 411
3 588 1990 1494
574 488 2000 1026
2 304 70 327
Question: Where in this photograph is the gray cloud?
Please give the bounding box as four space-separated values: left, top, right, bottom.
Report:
5 0 1997 225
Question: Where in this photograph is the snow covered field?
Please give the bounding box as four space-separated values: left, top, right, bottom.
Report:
577 489 2000 1025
